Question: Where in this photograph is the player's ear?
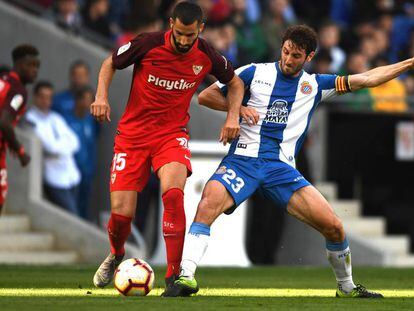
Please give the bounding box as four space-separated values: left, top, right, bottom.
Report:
199 22 205 33
169 17 174 29
306 51 316 63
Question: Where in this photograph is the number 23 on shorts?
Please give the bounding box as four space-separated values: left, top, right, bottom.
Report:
112 153 127 172
222 168 245 193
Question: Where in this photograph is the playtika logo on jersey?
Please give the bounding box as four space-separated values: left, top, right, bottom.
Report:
147 74 196 91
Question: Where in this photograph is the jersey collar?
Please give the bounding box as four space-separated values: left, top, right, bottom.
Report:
276 61 304 81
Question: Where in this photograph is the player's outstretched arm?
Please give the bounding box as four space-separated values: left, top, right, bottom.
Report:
349 57 414 91
90 56 116 123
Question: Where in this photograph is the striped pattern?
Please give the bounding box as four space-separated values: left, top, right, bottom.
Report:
335 76 350 94
217 62 350 166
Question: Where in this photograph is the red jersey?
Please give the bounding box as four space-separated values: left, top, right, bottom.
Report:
0 71 27 152
112 30 235 141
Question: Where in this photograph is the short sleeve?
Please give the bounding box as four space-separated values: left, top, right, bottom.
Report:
210 52 234 84
3 87 26 117
216 64 256 95
198 39 235 84
112 32 164 69
316 74 351 102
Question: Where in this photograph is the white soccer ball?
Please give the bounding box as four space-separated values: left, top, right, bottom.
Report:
114 258 155 296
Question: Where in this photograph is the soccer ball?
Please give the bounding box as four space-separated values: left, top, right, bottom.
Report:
114 258 155 296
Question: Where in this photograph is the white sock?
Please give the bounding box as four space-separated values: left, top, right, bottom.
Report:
180 222 210 279
326 238 356 293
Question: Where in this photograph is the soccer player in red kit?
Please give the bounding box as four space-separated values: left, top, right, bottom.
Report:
0 45 39 215
91 1 243 292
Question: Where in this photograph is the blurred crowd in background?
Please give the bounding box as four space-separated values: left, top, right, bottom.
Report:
19 0 414 112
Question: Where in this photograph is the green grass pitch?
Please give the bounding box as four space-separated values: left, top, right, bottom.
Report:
0 265 413 310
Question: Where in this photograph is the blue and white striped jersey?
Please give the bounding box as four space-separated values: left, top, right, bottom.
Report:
217 62 350 168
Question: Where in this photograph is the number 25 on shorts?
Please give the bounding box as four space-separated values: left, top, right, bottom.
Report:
112 153 127 172
222 168 245 193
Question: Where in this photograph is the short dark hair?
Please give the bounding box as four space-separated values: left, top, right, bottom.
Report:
34 81 53 94
12 44 39 63
74 85 94 101
172 1 203 25
282 25 318 55
70 60 90 74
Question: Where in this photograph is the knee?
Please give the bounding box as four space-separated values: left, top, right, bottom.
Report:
111 197 134 217
323 216 345 242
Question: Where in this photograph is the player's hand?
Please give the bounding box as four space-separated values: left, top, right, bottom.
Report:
240 106 259 126
91 98 111 123
18 153 30 167
219 116 240 146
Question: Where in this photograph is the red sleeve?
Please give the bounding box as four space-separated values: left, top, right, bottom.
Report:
112 31 165 70
197 38 235 84
3 84 26 117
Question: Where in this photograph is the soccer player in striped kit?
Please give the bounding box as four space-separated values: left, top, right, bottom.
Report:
91 2 243 294
165 25 414 298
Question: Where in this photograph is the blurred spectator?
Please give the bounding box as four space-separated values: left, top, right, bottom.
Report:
389 4 414 62
245 0 261 24
64 86 99 220
318 21 346 72
369 57 408 112
373 29 390 58
343 52 373 110
52 60 91 116
359 35 380 63
108 0 132 33
116 16 162 48
311 48 333 74
26 81 81 216
207 0 233 24
262 0 294 61
403 73 414 98
44 0 82 34
29 0 54 9
232 0 268 64
202 22 238 66
292 0 328 28
81 0 112 39
329 0 353 28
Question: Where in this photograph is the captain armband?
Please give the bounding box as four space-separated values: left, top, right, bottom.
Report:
335 76 352 94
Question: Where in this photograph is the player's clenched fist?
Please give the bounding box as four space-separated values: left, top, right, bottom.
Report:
91 98 111 122
219 117 240 146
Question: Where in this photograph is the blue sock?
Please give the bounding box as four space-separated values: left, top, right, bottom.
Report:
326 237 349 252
189 222 210 236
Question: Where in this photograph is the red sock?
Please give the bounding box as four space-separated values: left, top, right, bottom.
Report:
108 212 132 256
162 188 186 279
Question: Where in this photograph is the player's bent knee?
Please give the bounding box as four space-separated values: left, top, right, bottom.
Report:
323 217 345 242
110 194 136 218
